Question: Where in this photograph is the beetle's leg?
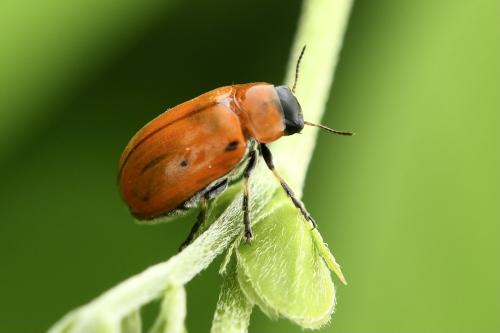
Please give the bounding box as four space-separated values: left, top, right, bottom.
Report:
179 179 228 251
179 196 208 251
243 150 257 241
259 143 317 229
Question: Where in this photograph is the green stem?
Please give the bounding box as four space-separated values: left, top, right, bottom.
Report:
48 175 276 333
272 0 353 194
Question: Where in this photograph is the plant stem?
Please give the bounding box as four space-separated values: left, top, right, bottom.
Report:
272 0 354 194
48 176 277 333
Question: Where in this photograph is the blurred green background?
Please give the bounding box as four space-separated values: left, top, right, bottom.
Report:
0 0 498 332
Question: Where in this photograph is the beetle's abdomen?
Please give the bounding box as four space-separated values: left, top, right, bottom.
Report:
119 101 246 220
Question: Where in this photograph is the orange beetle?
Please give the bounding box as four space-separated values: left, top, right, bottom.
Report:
118 47 352 248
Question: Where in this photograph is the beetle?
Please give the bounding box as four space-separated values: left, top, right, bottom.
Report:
118 47 352 249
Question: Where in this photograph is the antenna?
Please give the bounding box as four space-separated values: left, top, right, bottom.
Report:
304 120 354 136
292 45 306 93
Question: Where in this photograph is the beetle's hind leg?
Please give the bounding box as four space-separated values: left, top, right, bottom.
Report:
243 150 258 241
259 143 317 229
179 178 228 251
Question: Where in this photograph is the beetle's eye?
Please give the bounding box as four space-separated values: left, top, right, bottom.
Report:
276 85 304 135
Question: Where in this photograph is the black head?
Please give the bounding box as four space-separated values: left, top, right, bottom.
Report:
276 85 304 135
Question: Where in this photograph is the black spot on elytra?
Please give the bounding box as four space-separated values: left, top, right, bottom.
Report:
225 140 239 152
180 160 188 167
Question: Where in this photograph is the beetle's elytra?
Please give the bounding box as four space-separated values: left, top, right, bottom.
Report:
118 47 352 248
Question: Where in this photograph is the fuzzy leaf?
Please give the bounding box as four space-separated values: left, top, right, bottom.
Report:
211 259 253 333
236 186 341 329
149 285 186 333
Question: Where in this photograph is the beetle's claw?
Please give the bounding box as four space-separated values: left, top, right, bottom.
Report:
244 230 253 243
308 216 317 230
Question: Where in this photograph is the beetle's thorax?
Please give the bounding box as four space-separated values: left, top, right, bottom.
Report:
232 83 286 143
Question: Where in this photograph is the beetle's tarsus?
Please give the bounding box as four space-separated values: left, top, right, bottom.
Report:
309 216 318 229
245 229 253 243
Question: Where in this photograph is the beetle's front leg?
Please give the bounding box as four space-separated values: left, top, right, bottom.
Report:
259 143 317 229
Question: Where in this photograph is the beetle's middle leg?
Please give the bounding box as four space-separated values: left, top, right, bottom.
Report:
243 150 257 241
259 143 317 229
179 178 228 251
